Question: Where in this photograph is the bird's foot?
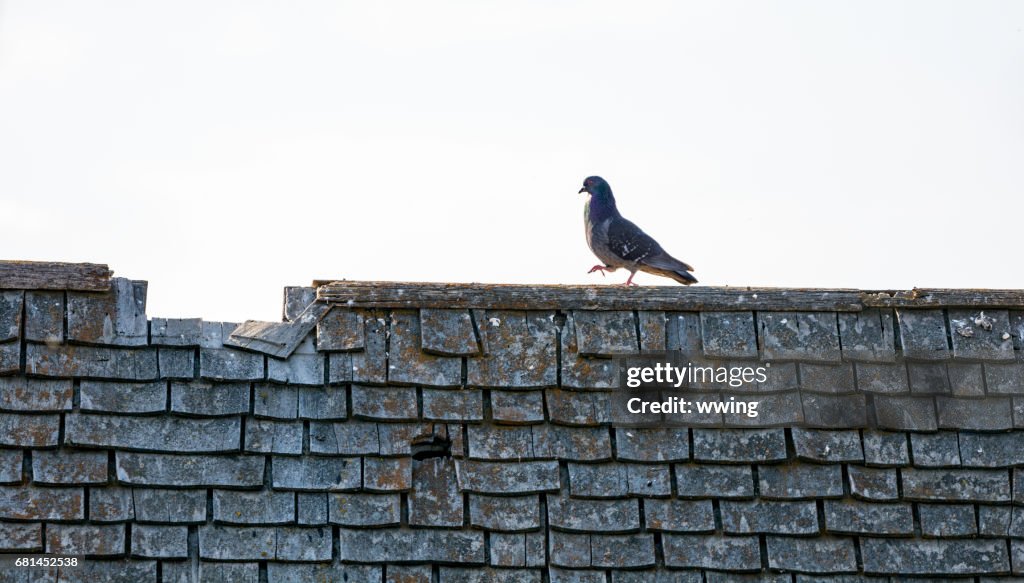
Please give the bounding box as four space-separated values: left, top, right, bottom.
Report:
588 265 612 277
624 273 639 286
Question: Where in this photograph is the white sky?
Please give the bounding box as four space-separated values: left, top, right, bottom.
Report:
1 1 1022 322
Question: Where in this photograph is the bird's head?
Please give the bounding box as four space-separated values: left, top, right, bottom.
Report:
578 176 609 195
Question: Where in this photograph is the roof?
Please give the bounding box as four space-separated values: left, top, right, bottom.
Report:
0 261 1023 580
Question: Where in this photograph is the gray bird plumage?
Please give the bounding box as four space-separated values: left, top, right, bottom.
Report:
579 176 698 286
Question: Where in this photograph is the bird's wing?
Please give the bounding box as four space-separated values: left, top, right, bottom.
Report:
607 216 695 272
605 216 665 263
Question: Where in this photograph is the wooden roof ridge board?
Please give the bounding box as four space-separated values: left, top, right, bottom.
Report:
0 260 113 291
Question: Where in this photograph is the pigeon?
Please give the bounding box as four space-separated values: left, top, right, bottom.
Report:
579 176 698 286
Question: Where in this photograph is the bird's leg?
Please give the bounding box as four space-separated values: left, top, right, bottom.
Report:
624 272 639 286
588 265 611 277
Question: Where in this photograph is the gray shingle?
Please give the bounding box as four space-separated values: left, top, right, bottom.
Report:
0 449 20 484
848 466 898 501
901 468 1010 502
908 362 951 394
896 309 951 360
547 494 640 533
855 362 910 394
469 494 541 531
445 567 543 582
662 533 761 570
638 310 666 351
46 523 125 556
116 452 263 488
0 485 83 520
862 430 909 466
823 500 914 535
363 456 413 492
470 425 539 460
675 464 754 498
423 388 483 422
339 528 485 563
548 566 605 583
861 538 1009 575
67 279 148 346
0 291 20 337
799 362 856 394
960 432 1024 467
489 532 541 567
456 460 560 494
389 310 462 387
159 348 195 381
611 569 702 583
198 525 276 560
792 428 863 462
567 463 626 498
272 456 360 491
389 565 432 583
200 324 265 381
626 463 671 497
760 312 841 361
133 488 206 523
643 499 714 532
0 412 59 446
80 380 165 414
0 522 42 552
467 311 557 388
90 486 134 522
700 311 757 358
838 309 896 362
721 499 819 534
947 362 985 396
276 526 332 561
297 386 347 420
420 308 481 356
546 389 610 426
800 393 868 428
491 390 545 424
71 560 158 583
244 419 303 455
590 533 655 568
269 563 381 583
297 492 326 525
766 536 858 574
23 290 63 343
573 310 638 356
254 383 298 419
32 449 107 485
170 381 250 416
26 343 158 380
164 561 258 583
213 490 294 525
874 395 938 431
948 309 1014 361
758 464 844 499
979 504 1011 537
692 428 787 463
548 531 590 568
409 458 463 527
937 394 1014 430
615 427 690 462
131 524 188 558
65 412 240 452
560 313 621 390
267 351 324 386
0 377 73 411
352 385 418 420
532 425 612 461
918 503 977 537
316 307 365 351
150 317 203 346
329 492 401 526
986 363 1024 394
0 340 20 375
309 420 379 455
910 431 962 467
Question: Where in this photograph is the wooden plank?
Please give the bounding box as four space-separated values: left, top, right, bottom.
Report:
861 288 1024 308
316 281 867 312
226 301 331 358
0 261 112 291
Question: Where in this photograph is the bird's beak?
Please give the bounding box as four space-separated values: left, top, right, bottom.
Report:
578 187 587 194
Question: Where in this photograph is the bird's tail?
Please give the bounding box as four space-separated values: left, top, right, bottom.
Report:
668 270 698 285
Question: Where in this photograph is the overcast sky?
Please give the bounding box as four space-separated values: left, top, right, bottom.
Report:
1 1 1022 322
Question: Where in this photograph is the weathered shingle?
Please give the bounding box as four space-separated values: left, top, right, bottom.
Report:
389 310 462 387
339 528 485 563
420 308 481 356
896 309 951 360
467 310 557 388
67 279 148 346
213 490 295 525
80 380 165 413
66 412 241 452
861 538 1009 575
116 452 263 488
469 494 541 531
